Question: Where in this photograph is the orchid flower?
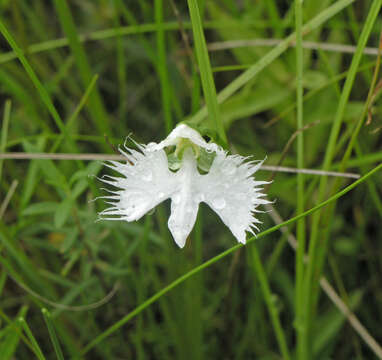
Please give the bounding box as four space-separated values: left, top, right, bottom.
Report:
98 124 270 248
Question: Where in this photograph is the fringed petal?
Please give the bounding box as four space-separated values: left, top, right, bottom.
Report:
98 124 270 248
197 153 269 244
99 146 176 222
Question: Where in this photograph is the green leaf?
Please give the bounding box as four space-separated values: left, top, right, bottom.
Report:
0 306 28 360
221 86 291 127
60 228 78 253
54 199 73 228
42 309 64 360
333 237 360 256
69 161 102 186
22 202 59 216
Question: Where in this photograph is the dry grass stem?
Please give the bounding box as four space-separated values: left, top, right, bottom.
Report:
0 152 360 178
208 39 381 56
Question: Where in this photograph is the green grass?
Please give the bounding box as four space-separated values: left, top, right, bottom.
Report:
1 1 382 359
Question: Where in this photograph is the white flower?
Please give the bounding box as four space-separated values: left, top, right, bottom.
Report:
98 124 270 248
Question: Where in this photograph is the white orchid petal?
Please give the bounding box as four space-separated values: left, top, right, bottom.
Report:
198 153 269 244
168 148 200 248
99 146 176 222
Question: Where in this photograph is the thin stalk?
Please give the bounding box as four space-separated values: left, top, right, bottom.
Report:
41 309 64 360
294 0 306 359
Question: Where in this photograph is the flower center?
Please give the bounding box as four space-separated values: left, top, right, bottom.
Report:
175 138 200 159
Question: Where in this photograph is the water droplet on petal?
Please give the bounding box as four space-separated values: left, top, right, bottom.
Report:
142 170 152 182
158 192 165 199
212 197 226 210
172 193 181 204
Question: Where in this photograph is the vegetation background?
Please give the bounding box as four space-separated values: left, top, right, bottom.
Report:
0 0 381 359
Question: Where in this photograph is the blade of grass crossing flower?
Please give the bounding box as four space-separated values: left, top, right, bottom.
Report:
52 0 110 136
249 246 291 360
303 0 382 356
80 162 382 355
155 0 173 134
18 317 46 360
188 0 356 126
0 100 11 183
186 0 227 145
41 309 64 360
294 1 307 359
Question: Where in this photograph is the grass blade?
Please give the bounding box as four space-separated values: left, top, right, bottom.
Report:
250 245 291 360
0 100 11 182
42 308 64 360
18 317 46 360
294 0 306 359
155 0 173 134
187 0 227 144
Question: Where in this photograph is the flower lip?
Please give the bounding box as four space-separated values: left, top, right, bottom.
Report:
146 124 219 153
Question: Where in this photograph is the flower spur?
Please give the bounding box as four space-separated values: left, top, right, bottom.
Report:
98 124 270 248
